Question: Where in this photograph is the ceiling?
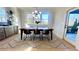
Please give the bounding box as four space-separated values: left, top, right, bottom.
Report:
17 7 73 15
17 7 55 12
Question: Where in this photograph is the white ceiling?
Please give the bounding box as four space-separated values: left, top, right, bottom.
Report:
17 7 55 12
17 7 72 14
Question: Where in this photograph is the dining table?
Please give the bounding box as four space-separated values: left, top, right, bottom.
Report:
20 27 54 40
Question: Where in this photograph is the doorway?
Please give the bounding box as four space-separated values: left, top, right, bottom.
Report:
64 8 79 44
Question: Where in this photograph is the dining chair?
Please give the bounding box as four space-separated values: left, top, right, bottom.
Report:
24 29 31 40
42 29 50 41
33 29 42 40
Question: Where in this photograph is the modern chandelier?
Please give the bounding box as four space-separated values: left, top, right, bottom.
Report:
32 9 41 20
32 8 42 28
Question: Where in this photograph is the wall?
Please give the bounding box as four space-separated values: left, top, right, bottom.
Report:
53 7 72 39
19 7 54 28
7 7 21 29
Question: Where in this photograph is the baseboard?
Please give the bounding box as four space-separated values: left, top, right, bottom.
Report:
53 32 63 39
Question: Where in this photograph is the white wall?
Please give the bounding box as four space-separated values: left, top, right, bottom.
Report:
19 7 54 28
53 7 72 39
7 7 21 28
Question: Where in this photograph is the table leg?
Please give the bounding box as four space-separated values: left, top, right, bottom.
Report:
21 30 23 40
51 30 52 40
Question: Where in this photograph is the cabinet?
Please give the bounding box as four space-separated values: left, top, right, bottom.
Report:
0 26 18 40
13 26 18 34
0 28 5 40
5 26 14 37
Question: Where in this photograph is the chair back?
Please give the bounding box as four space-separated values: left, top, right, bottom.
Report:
34 29 41 34
24 29 31 34
43 29 50 35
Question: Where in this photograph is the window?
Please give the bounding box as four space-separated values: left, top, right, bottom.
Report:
41 13 48 25
0 8 7 22
25 12 49 26
68 14 79 26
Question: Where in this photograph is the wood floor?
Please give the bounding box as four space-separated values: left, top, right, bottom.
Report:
0 48 76 51
0 34 77 51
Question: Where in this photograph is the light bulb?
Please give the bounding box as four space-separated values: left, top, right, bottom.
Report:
35 10 38 13
32 12 34 14
39 12 41 14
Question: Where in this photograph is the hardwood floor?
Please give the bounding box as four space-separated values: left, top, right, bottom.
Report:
0 48 76 51
0 34 77 51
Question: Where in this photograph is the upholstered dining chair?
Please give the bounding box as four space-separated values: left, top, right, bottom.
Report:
24 29 31 40
42 29 50 41
33 29 42 40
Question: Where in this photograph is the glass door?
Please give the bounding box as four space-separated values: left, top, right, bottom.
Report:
64 8 79 45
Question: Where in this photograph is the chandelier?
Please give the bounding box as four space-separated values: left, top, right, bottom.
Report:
32 9 41 28
32 10 41 20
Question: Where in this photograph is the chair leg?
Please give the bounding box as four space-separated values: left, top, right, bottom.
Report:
39 35 42 41
46 35 50 41
24 35 27 40
32 35 35 41
41 35 43 40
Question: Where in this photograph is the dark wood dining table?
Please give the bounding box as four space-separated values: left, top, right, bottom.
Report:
20 28 53 40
